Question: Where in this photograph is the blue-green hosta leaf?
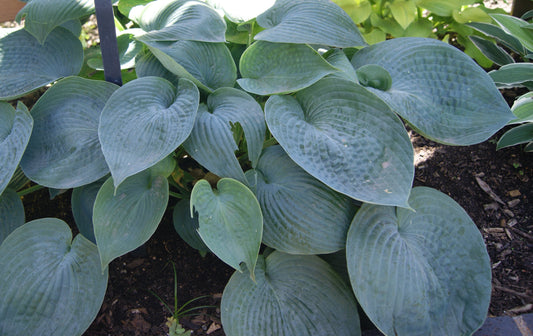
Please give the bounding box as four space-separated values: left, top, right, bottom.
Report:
15 0 94 44
490 14 533 53
87 32 143 70
135 48 181 86
0 188 24 244
206 0 275 23
346 187 491 336
510 92 533 124
93 170 169 269
0 102 32 196
6 167 29 192
469 35 515 66
183 87 265 183
137 0 226 42
99 76 199 188
172 199 209 253
71 179 107 244
20 77 118 189
0 218 108 336
221 252 360 336
190 178 262 278
489 63 533 86
255 0 366 47
265 78 414 207
245 145 357 254
238 41 338 95
497 123 533 150
351 37 514 145
0 27 83 101
323 49 358 82
139 39 237 92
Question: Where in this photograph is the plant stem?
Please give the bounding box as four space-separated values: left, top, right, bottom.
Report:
17 184 45 197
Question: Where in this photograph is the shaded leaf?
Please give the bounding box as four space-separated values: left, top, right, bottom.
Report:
467 21 525 55
245 145 358 254
0 188 24 244
469 35 515 66
0 27 83 100
0 102 32 196
93 171 169 270
497 123 533 150
87 32 143 70
221 252 361 336
21 77 118 189
238 41 338 95
172 198 209 253
71 179 107 244
99 76 198 188
491 14 533 53
190 178 262 278
0 218 108 336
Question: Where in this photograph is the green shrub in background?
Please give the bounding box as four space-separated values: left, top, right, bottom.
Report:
333 0 509 67
468 11 533 151
0 0 515 335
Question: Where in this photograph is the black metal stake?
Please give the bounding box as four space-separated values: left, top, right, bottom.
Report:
94 0 122 86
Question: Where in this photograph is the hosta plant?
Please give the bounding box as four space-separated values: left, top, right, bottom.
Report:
0 0 514 335
468 12 533 151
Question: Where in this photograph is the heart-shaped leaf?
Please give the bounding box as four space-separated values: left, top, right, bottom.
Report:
0 188 24 244
172 198 209 254
0 102 32 196
255 0 366 47
245 145 357 254
93 170 169 270
221 251 361 336
137 0 226 42
346 186 491 336
0 218 108 336
0 27 83 101
139 39 237 92
265 77 414 207
99 76 199 188
71 178 106 244
190 178 262 278
16 0 94 44
238 41 339 95
351 37 514 145
183 87 266 183
20 77 118 189
135 49 181 86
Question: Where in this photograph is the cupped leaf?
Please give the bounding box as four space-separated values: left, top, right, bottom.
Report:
137 0 226 42
0 188 24 244
172 198 209 254
20 77 118 189
15 0 94 44
346 186 491 336
238 41 338 95
190 178 262 278
245 145 358 254
139 39 237 92
497 123 533 150
323 49 358 82
71 178 106 244
0 218 108 336
93 170 169 270
0 27 83 100
265 77 414 207
255 0 366 47
135 48 181 86
0 102 32 196
351 37 514 145
99 76 199 188
206 0 275 23
183 87 266 183
490 14 533 53
87 32 143 70
221 251 360 336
